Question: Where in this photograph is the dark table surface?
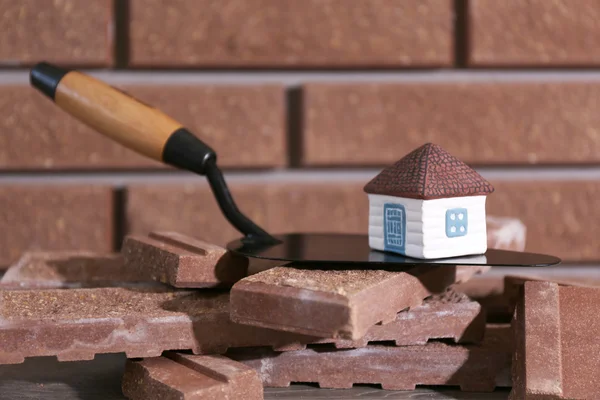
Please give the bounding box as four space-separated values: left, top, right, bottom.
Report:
0 353 510 400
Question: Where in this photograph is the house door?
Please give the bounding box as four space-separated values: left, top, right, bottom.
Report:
384 203 406 253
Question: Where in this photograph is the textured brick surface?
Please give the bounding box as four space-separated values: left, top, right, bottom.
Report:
230 265 456 340
0 251 132 289
0 85 285 170
469 0 600 67
487 181 600 262
0 287 483 365
504 274 600 312
511 282 600 399
122 231 248 288
0 185 113 268
129 0 453 68
126 183 268 247
127 180 597 262
228 325 512 391
302 82 600 166
0 0 112 66
122 354 263 400
266 182 367 234
275 289 486 350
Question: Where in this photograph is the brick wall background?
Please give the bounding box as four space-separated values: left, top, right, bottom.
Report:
1 0 600 267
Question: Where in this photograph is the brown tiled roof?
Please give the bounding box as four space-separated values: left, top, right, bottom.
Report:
363 143 494 199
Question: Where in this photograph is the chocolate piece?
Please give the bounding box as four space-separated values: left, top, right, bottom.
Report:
0 185 114 268
0 0 112 66
122 353 263 400
122 232 248 288
510 282 600 399
469 0 600 67
230 265 456 340
129 0 453 68
228 325 511 391
0 251 135 289
302 83 600 167
0 286 486 364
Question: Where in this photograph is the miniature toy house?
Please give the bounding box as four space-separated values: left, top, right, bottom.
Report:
364 143 494 259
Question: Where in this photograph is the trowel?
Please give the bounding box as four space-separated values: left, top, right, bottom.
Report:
29 62 561 270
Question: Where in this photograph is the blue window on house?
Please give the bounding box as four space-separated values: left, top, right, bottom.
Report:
446 208 468 238
384 203 406 253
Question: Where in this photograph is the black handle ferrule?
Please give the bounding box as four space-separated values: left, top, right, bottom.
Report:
162 128 217 175
30 62 69 100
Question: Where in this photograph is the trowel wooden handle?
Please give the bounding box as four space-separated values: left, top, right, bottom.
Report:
30 62 216 175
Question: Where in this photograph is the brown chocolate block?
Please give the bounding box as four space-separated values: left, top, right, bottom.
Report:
0 251 136 289
122 354 263 400
0 185 114 268
228 325 511 391
122 231 248 288
230 265 456 340
0 287 482 365
469 0 600 66
510 282 600 399
302 83 600 166
0 85 284 170
0 0 112 66
129 0 453 68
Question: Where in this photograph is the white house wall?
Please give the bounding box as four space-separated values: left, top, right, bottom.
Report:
368 194 488 259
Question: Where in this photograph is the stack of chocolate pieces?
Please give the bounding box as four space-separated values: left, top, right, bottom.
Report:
1 216 576 399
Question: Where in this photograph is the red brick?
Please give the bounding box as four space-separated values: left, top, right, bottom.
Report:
122 232 248 288
129 0 453 68
122 354 263 400
469 0 600 67
511 282 600 399
0 185 113 268
487 181 600 263
230 265 456 340
0 251 130 289
126 183 269 247
228 325 511 391
0 85 285 170
127 180 597 262
267 182 367 234
0 0 112 67
302 82 600 166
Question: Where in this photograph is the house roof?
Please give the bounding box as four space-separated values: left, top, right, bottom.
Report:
363 143 494 200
